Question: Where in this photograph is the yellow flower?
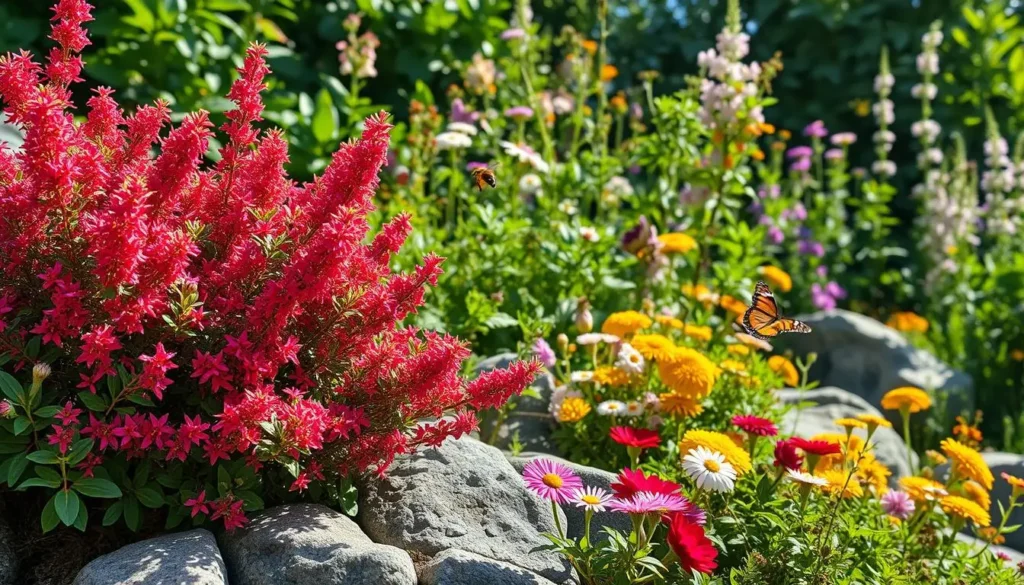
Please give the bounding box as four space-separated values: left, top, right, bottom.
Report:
900 476 948 503
940 495 991 527
778 129 792 140
681 283 718 306
886 311 929 334
811 432 865 471
719 294 748 316
654 315 683 329
718 359 747 374
658 392 704 417
757 266 792 293
1003 472 1024 497
1011 349 1024 362
726 344 750 356
683 324 712 342
834 418 867 431
925 450 948 466
657 347 720 398
856 456 891 493
851 99 871 117
819 469 864 499
582 40 598 55
880 387 931 413
940 438 993 490
658 233 697 254
961 480 991 511
630 334 676 361
600 64 619 82
751 149 765 161
557 397 591 422
855 413 893 433
680 430 752 475
978 526 1006 545
601 311 652 338
735 332 773 352
593 366 631 388
768 355 799 387
609 92 628 114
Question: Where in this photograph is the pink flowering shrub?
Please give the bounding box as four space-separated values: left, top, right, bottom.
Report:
0 0 537 532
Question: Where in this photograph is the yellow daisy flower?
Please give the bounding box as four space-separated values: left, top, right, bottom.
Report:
593 366 631 388
880 387 931 413
658 392 704 417
657 347 720 398
727 344 750 356
601 311 652 338
768 355 799 387
630 334 676 361
657 233 697 254
835 418 867 431
819 469 864 499
899 476 948 504
940 495 991 527
718 359 747 375
940 438 993 490
682 324 712 342
855 413 893 433
961 480 991 511
654 315 683 329
557 397 591 423
855 456 891 493
757 266 793 293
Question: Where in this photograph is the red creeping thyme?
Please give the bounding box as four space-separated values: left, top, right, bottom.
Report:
0 0 538 532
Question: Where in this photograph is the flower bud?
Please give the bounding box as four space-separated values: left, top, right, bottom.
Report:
32 362 51 384
575 298 593 333
0 401 13 419
556 333 569 354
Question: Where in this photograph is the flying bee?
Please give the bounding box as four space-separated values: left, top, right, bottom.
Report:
469 162 500 191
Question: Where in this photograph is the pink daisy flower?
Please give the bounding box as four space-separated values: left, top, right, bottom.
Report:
607 491 692 515
522 458 583 503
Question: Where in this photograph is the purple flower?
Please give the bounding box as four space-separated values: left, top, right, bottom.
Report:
758 185 780 199
825 281 847 299
522 459 584 503
816 265 828 278
789 157 812 173
505 106 534 119
628 164 642 175
786 146 814 159
811 283 836 311
621 216 659 255
607 491 694 515
748 201 764 216
824 148 844 161
880 490 915 520
466 161 488 171
757 215 774 227
782 203 808 222
798 240 825 257
630 103 643 120
450 98 479 124
532 338 557 369
501 28 526 40
804 120 828 138
766 226 785 245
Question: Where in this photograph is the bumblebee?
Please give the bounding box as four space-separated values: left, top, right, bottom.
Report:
470 164 499 191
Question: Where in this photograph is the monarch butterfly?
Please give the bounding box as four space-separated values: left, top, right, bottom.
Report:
741 281 812 340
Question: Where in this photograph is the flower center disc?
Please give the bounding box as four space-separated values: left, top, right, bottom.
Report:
704 459 721 473
582 494 600 505
542 473 564 488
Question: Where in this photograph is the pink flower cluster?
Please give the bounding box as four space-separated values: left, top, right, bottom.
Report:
0 0 537 529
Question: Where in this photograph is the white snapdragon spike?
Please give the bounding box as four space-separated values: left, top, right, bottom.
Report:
682 447 737 492
695 18 764 133
614 343 645 375
596 400 627 416
873 73 895 93
435 131 472 150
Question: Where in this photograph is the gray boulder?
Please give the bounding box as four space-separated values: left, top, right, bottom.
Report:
74 529 226 585
508 453 632 543
0 519 16 585
358 436 574 583
772 310 973 422
218 503 415 585
776 387 917 479
938 452 1024 553
420 549 557 585
476 354 558 454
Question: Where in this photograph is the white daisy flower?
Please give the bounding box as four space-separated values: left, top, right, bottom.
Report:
446 122 478 136
547 386 581 415
596 400 627 416
576 333 620 346
570 371 594 383
786 469 828 486
500 141 550 173
579 226 599 242
558 201 578 215
435 131 473 150
624 401 644 417
615 343 645 375
570 486 612 512
681 447 737 492
923 485 949 501
519 173 542 195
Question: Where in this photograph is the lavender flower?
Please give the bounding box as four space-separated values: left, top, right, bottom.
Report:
880 490 915 520
803 120 828 138
798 240 825 257
450 98 479 124
831 132 857 146
501 28 526 40
505 106 534 119
786 146 814 159
766 226 785 244
532 338 557 369
790 157 812 173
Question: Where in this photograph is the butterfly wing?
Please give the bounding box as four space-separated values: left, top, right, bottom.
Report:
742 281 812 339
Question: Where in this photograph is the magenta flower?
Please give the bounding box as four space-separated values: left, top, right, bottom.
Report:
786 146 813 159
824 148 844 161
811 283 837 311
466 161 488 171
532 338 557 369
501 28 526 40
798 240 825 257
505 106 534 119
789 157 812 173
608 491 695 515
522 458 583 503
880 490 915 520
766 226 785 245
450 98 479 124
804 120 828 138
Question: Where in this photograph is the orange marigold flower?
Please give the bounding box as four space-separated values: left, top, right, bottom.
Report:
940 438 993 490
719 294 747 316
658 233 697 254
886 311 929 334
557 397 591 422
601 311 652 338
961 480 991 511
757 266 792 293
582 40 598 55
768 355 799 387
940 495 991 527
657 347 720 398
659 392 704 417
600 64 619 82
631 333 676 361
593 366 631 388
654 315 684 329
880 387 931 413
855 413 893 433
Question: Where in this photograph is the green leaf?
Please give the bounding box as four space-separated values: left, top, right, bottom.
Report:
68 439 94 466
7 454 28 486
26 450 59 465
236 489 264 512
12 417 30 436
135 486 164 509
73 504 88 531
126 394 155 407
54 490 81 526
73 478 122 499
483 312 519 329
102 501 123 527
78 391 108 412
33 405 60 419
124 496 140 531
41 495 59 533
0 371 24 404
18 477 60 489
311 89 339 144
35 466 61 484
122 0 156 32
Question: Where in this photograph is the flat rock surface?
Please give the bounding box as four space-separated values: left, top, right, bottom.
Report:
358 436 574 583
74 529 226 585
419 549 557 585
219 503 415 585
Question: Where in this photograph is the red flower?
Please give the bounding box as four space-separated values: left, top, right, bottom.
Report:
790 437 842 456
611 468 681 499
666 512 718 574
184 490 210 518
731 414 778 437
609 426 661 449
773 438 803 470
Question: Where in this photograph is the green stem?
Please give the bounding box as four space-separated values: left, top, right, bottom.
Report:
551 500 565 539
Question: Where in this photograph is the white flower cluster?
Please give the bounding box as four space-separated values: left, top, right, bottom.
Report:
981 134 1020 237
696 29 764 132
917 165 980 282
871 49 897 179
